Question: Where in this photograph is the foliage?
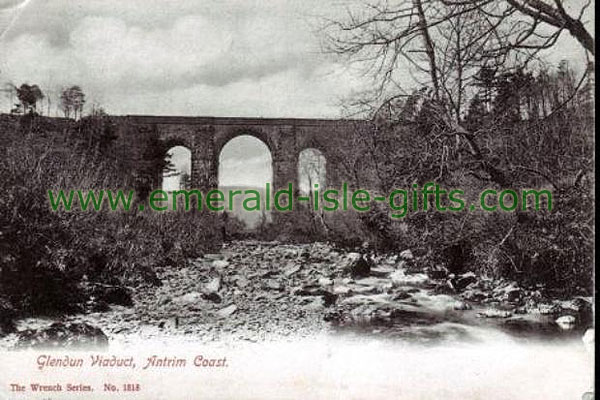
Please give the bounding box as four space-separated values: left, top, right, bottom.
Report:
60 86 86 120
15 83 44 114
0 114 221 319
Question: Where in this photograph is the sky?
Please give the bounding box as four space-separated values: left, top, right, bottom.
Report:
0 0 369 118
0 0 592 119
0 0 593 188
162 136 274 190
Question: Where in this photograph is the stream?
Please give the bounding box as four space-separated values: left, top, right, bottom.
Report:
0 241 594 399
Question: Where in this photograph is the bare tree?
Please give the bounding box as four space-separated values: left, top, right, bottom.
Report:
298 148 327 196
325 0 594 120
502 0 594 55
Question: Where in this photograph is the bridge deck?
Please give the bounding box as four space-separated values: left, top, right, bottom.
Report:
125 115 368 127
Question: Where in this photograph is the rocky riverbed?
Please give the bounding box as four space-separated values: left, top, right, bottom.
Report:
0 240 593 349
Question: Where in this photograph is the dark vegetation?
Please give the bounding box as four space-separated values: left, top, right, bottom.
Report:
267 61 594 297
288 0 594 297
0 113 220 331
0 0 594 333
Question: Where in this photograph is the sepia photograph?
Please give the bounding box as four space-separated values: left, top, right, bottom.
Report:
0 0 595 399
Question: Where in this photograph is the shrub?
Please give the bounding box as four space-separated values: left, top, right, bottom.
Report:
0 114 221 319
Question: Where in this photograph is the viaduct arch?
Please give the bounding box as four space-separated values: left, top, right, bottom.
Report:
119 115 374 193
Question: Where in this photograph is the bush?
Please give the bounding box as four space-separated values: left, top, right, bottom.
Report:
0 115 221 319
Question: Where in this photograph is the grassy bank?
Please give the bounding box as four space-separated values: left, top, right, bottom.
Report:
0 114 221 331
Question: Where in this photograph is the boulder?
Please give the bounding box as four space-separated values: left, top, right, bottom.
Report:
370 265 395 278
557 297 594 326
493 282 522 302
399 249 414 260
283 263 301 277
216 304 237 318
428 266 449 280
264 280 283 291
392 290 412 301
234 276 250 289
390 270 429 286
530 303 561 315
555 315 576 330
212 260 229 268
202 292 222 303
318 277 334 287
173 292 203 306
204 277 221 294
293 285 337 307
344 253 372 278
451 272 478 292
17 322 108 349
453 300 472 310
461 289 487 302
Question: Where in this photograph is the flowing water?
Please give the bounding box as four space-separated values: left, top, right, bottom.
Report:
0 241 594 399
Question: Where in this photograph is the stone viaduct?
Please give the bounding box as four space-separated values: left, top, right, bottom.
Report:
117 115 374 192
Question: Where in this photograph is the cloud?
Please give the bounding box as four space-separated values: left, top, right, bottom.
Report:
0 1 366 117
219 136 272 186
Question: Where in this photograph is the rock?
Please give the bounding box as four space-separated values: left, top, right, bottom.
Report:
202 292 222 303
453 301 472 310
493 282 522 302
558 297 594 326
462 289 487 302
283 263 301 277
384 255 398 265
341 294 390 306
17 322 108 349
370 265 395 278
264 280 283 291
173 292 202 306
216 304 237 318
345 284 381 295
428 266 449 280
399 249 414 260
293 286 337 307
451 272 477 292
392 290 412 301
302 297 325 311
204 277 221 294
333 285 351 295
323 310 343 323
318 277 334 286
348 304 380 322
432 282 454 295
234 276 249 289
212 260 229 268
477 309 511 318
90 300 110 312
355 277 390 287
343 253 371 278
555 315 576 330
530 303 561 315
390 270 429 286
